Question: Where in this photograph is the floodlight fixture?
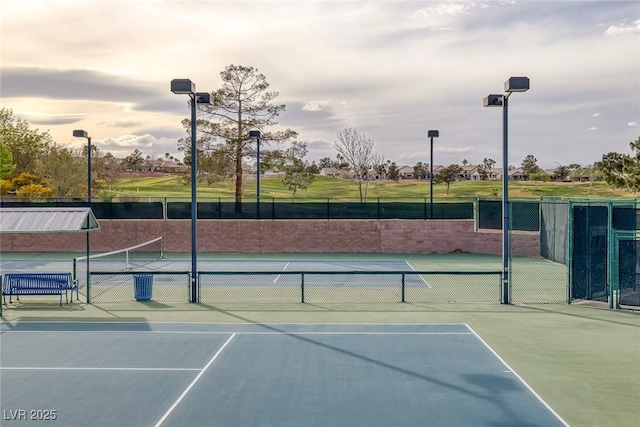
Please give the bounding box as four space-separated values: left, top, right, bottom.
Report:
483 95 503 107
73 129 88 138
505 77 530 93
249 130 261 139
427 130 439 138
195 92 213 104
171 79 196 94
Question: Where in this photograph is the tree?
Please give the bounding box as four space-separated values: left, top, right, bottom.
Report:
461 159 469 166
593 137 640 191
0 141 15 179
282 159 315 201
38 143 86 197
15 183 53 201
307 161 320 175
529 170 550 185
596 152 627 188
9 172 53 199
125 149 144 173
333 127 383 202
569 167 589 185
91 148 121 190
476 158 496 181
388 162 400 181
413 162 427 179
521 154 540 176
0 107 52 174
434 164 462 195
318 157 333 169
623 137 640 191
182 65 297 209
553 165 569 182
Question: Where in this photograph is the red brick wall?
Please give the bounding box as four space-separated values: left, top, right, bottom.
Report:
0 219 539 256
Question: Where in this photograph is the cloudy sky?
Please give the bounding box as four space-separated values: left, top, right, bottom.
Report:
1 0 639 169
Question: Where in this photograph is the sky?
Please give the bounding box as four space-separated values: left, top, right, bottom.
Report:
1 0 639 169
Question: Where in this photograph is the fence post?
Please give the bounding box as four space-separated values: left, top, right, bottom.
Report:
327 198 330 220
401 274 405 302
301 273 305 303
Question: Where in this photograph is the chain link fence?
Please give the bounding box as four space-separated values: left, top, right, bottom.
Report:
87 272 190 303
198 271 501 304
510 199 569 304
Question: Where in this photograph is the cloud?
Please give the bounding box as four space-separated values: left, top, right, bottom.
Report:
15 111 85 126
0 67 157 101
588 127 598 131
302 100 331 112
590 112 601 117
97 120 141 128
94 133 182 159
605 19 640 36
628 122 639 127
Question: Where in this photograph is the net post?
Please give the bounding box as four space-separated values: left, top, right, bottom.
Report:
401 273 405 302
301 273 305 303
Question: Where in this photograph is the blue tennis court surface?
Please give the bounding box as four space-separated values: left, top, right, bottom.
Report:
0 322 567 427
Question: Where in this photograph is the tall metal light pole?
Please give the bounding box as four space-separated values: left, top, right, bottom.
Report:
484 76 530 304
171 79 212 303
73 129 91 302
427 130 439 219
249 130 261 219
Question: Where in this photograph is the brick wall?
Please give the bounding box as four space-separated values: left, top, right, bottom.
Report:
0 219 539 256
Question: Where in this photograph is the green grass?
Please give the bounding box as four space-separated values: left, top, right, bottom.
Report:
104 174 639 200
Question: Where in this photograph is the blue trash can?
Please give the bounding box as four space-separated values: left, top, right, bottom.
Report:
133 274 153 301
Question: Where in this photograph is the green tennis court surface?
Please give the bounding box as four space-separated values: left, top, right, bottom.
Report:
0 322 567 427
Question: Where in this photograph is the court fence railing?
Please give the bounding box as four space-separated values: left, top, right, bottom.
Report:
0 197 554 226
84 270 503 304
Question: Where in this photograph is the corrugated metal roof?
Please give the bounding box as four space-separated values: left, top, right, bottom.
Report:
0 208 100 233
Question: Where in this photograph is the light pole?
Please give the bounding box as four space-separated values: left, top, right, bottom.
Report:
484 76 530 304
171 79 212 303
73 129 91 302
249 130 261 219
427 130 439 219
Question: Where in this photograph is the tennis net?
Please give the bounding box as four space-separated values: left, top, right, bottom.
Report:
73 237 164 275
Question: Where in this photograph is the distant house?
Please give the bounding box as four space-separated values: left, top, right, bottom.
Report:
320 167 340 177
431 165 444 176
398 166 414 179
508 168 528 181
544 169 565 182
151 160 184 173
459 165 478 180
470 166 500 181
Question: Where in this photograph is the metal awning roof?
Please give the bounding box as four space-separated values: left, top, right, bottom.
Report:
0 207 100 233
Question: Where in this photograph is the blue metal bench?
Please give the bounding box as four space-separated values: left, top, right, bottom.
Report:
2 273 79 306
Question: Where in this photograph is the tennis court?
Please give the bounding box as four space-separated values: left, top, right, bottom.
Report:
0 321 567 427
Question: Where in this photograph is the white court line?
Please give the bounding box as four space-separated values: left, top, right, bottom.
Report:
154 333 236 427
404 260 432 288
464 324 570 427
0 330 472 336
273 261 290 283
0 367 200 371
